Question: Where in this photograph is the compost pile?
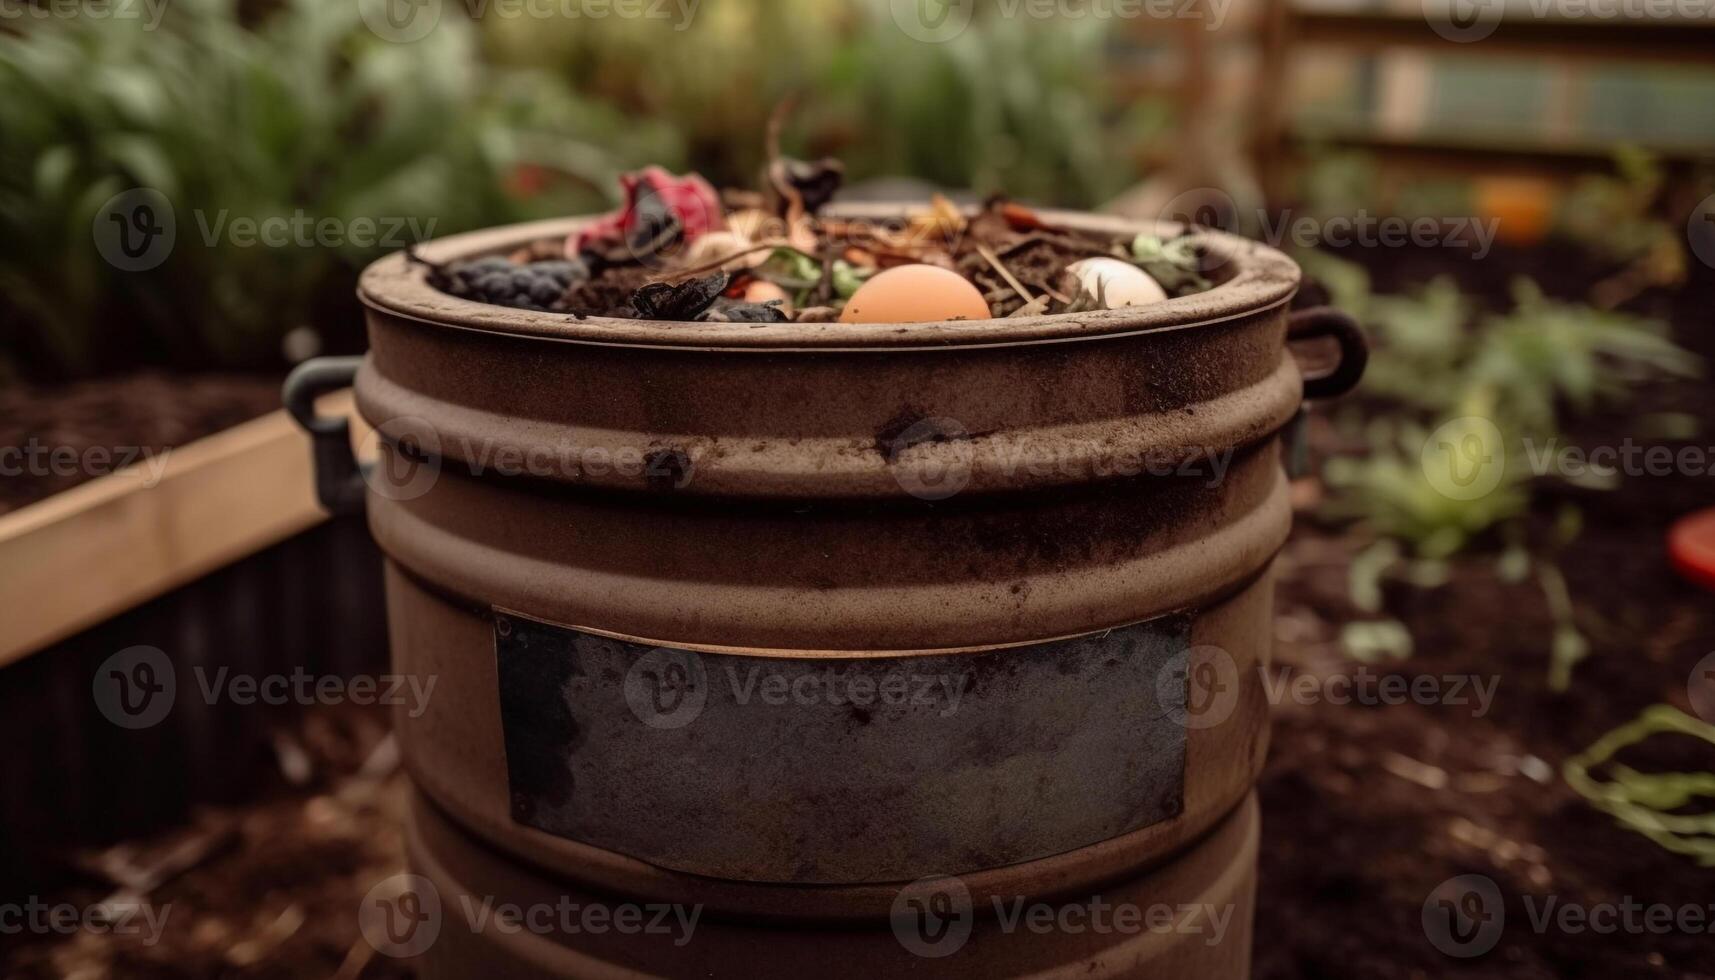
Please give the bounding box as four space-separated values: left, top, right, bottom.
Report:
420 160 1214 324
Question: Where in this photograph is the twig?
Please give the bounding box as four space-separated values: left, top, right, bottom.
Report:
999 233 1112 261
661 239 795 282
334 733 403 808
815 250 835 306
224 904 306 969
1382 751 1449 791
331 936 377 980
765 96 795 167
975 243 1034 303
82 821 240 898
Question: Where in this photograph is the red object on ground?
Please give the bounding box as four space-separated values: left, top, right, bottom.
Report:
568 167 722 255
504 163 549 200
1669 508 1715 593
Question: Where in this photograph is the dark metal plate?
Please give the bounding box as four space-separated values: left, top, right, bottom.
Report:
494 612 1189 884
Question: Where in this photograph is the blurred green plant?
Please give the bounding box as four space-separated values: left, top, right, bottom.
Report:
1296 145 1699 309
1295 148 1474 228
1565 705 1715 866
1560 147 1679 267
484 0 1167 206
1353 275 1694 438
1307 250 1699 688
1559 147 1690 307
0 0 678 377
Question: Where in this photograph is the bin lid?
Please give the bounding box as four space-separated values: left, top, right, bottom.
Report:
1669 508 1715 593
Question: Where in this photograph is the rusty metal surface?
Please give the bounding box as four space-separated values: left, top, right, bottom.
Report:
494 611 1189 883
391 564 1272 912
356 206 1309 896
351 337 1300 501
369 442 1287 652
407 787 1259 979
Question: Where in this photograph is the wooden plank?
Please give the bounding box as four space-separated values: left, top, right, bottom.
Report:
1246 0 1715 203
1288 9 1715 65
1376 50 1433 140
0 393 360 667
1284 124 1715 166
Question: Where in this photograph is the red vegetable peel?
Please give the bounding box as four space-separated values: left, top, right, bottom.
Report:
568 167 723 257
1669 508 1715 593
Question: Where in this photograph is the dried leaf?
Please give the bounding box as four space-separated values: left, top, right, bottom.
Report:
700 300 791 323
631 272 730 320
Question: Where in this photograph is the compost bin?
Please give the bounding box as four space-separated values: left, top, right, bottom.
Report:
287 205 1365 978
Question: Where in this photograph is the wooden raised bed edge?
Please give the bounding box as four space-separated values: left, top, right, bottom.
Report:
0 393 362 667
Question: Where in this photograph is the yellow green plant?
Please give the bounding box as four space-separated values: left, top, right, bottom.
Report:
1305 251 1698 688
1564 706 1715 866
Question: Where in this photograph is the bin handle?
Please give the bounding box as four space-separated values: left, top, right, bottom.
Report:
1287 306 1368 401
283 356 367 516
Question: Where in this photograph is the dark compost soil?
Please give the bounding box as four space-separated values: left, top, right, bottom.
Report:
0 371 285 517
0 707 411 979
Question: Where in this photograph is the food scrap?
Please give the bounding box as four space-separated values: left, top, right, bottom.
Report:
421 158 1214 323
839 264 990 323
571 166 723 258
1061 257 1169 311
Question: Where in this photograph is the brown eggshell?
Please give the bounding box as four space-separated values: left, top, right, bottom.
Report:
838 264 992 324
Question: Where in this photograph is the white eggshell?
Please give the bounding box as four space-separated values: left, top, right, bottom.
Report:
1061 258 1168 309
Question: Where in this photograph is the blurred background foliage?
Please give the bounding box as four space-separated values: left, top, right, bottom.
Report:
485 1 1160 203
6 0 1710 383
0 0 1164 379
0 0 682 377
